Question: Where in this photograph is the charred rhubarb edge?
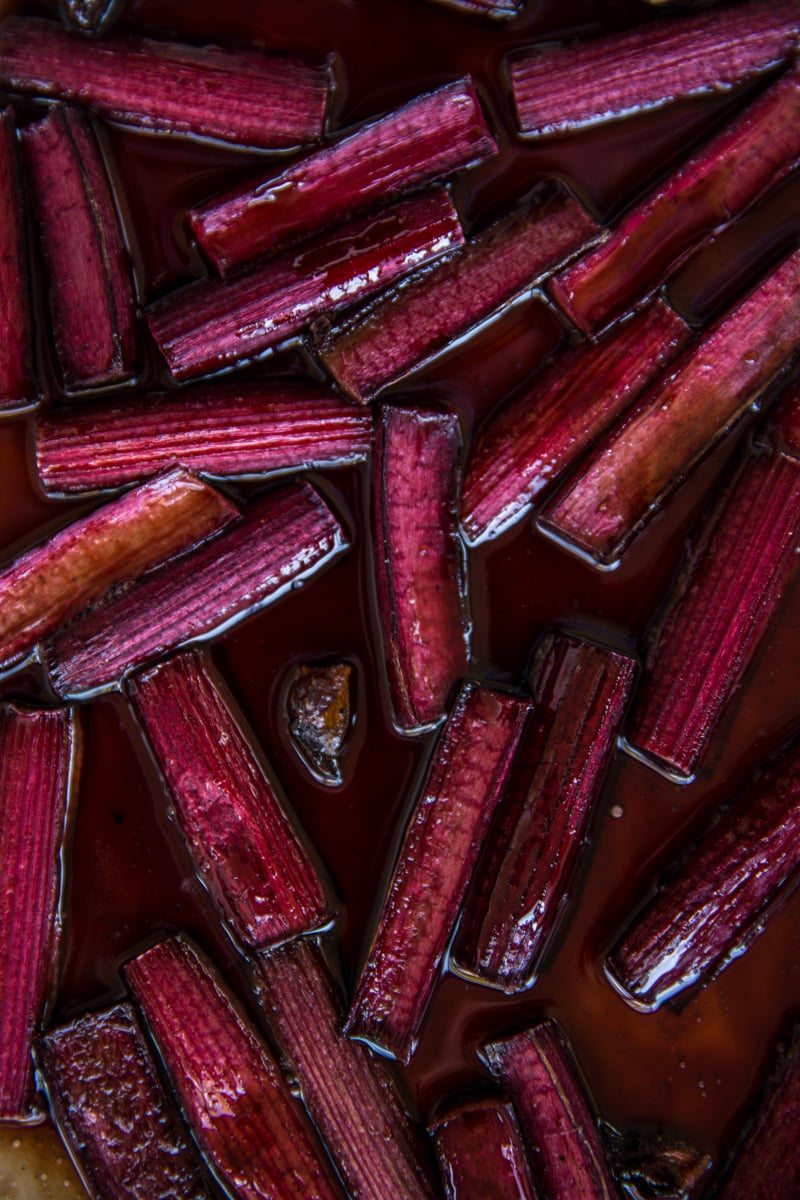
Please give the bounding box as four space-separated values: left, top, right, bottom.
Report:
320 191 601 404
147 188 463 382
481 1020 621 1200
40 1003 210 1200
0 705 76 1119
21 104 136 392
46 479 349 699
35 382 373 495
453 634 635 992
541 243 800 563
462 300 689 542
254 937 438 1200
509 0 799 137
429 1094 540 1200
0 107 35 409
0 15 329 150
347 683 530 1063
190 77 496 275
125 936 343 1200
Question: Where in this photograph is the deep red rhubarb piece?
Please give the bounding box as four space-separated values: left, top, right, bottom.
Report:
254 937 438 1200
46 479 349 699
0 705 76 1119
125 936 343 1200
508 0 799 137
21 104 136 392
0 107 34 409
147 188 463 382
430 1095 541 1199
347 683 530 1063
190 77 496 275
0 16 329 150
320 192 600 404
40 1003 211 1200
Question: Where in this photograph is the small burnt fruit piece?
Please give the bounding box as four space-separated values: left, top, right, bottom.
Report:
607 1128 711 1200
287 661 353 784
59 0 124 33
421 0 523 18
430 1095 541 1199
0 106 34 409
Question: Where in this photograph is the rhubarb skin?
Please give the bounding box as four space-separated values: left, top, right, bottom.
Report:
0 107 35 409
35 381 373 495
21 104 136 392
462 300 689 543
347 683 531 1063
0 16 329 150
125 936 343 1200
453 634 635 992
254 937 439 1200
541 242 800 563
147 188 463 382
509 0 799 137
430 1095 541 1199
46 479 349 699
320 192 601 404
40 1003 211 1200
190 77 496 275
549 65 800 335
0 705 76 1120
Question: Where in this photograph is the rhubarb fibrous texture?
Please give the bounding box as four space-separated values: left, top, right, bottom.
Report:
147 188 463 382
0 16 329 150
35 381 373 495
509 0 799 137
430 1095 541 1199
541 243 800 563
254 937 439 1200
125 936 343 1200
21 104 136 392
287 661 352 784
462 300 689 542
0 107 34 409
347 683 530 1063
47 479 349 699
549 65 800 334
190 77 496 275
0 705 75 1119
453 634 635 992
320 192 600 404
481 1020 621 1200
40 1003 211 1200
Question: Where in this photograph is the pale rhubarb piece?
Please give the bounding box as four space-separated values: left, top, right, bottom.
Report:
430 1095 541 1199
34 381 373 495
287 661 352 784
550 65 800 334
453 634 635 992
0 705 76 1119
508 0 799 137
0 16 329 150
462 300 689 542
47 479 348 699
21 104 136 392
40 1003 211 1200
347 683 530 1063
147 188 463 382
481 1021 621 1200
0 107 34 409
541 243 800 563
254 937 439 1200
129 651 331 950
320 192 600 403
0 468 236 672
125 937 343 1200
190 77 496 274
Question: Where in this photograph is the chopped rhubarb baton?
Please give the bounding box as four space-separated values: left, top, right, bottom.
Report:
0 107 34 409
430 1095 541 1199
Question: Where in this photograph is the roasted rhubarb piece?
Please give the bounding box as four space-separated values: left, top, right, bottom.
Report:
125 937 343 1200
453 634 635 991
0 16 329 150
320 192 600 403
287 661 353 784
541 243 800 563
47 479 348 698
0 705 76 1119
190 77 496 275
0 107 34 409
481 1020 621 1200
34 381 372 495
508 0 799 137
462 300 689 542
347 683 530 1062
148 189 463 382
254 937 438 1200
430 1095 540 1199
40 1003 210 1200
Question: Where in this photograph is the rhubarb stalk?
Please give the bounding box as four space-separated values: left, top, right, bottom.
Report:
0 106 34 409
430 1095 541 1199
